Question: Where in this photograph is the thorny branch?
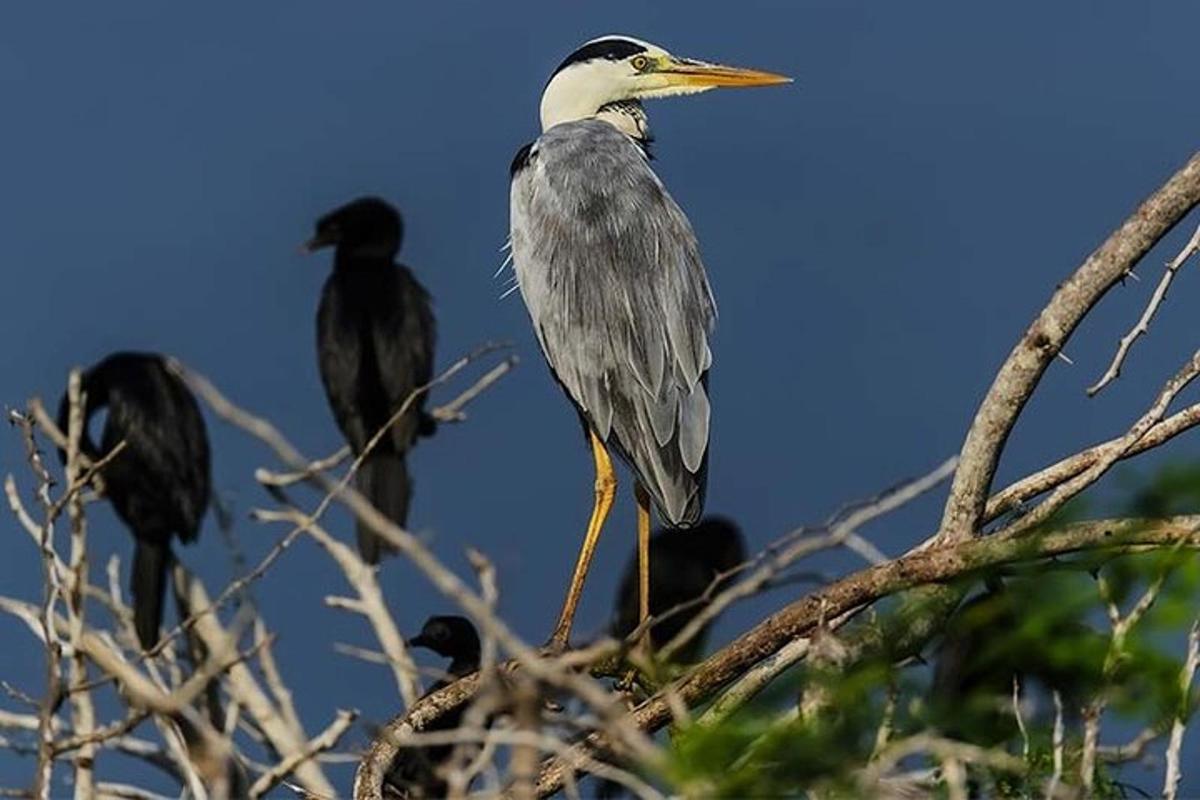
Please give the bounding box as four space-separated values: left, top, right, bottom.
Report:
1090 222 1200 395
942 149 1200 540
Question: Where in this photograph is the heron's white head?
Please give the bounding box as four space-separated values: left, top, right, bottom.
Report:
539 35 789 138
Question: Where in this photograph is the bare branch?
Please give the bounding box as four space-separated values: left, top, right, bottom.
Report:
659 457 956 662
1164 617 1200 800
257 344 516 488
1012 675 1029 762
941 151 1200 541
169 362 669 799
531 515 1200 797
695 636 810 727
1046 691 1064 800
1002 349 1200 533
428 355 518 423
984 401 1200 523
248 709 357 798
173 567 336 797
1090 222 1200 395
859 733 1023 792
63 369 99 799
252 506 421 706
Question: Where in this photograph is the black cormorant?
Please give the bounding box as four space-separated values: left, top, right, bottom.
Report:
57 351 211 650
610 516 745 662
304 197 436 564
385 615 481 799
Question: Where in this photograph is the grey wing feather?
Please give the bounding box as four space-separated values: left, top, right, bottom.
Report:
509 120 715 525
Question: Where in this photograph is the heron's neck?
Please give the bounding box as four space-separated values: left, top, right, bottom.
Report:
539 69 650 142
595 100 650 141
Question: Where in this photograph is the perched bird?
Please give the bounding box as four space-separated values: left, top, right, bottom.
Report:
385 615 481 799
57 352 210 650
304 197 436 563
610 516 746 662
508 35 787 648
408 615 482 690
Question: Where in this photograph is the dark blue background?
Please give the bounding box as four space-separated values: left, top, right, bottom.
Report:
3 1 1198 793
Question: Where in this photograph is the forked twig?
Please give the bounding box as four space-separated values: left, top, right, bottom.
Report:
1090 222 1200 396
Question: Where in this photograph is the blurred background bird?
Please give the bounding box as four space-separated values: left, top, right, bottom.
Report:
610 516 746 662
304 197 437 564
508 35 787 650
384 615 481 799
56 351 211 650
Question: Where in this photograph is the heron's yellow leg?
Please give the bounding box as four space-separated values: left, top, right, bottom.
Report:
548 430 616 651
635 483 652 653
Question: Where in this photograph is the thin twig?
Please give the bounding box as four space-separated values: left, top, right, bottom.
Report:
984 401 1200 523
63 370 99 799
1089 222 1200 395
1047 691 1064 800
941 150 1200 540
1163 617 1200 800
252 507 420 707
248 709 357 798
1003 349 1200 534
659 457 956 661
1008 675 1030 763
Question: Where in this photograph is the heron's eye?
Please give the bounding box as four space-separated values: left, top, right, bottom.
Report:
630 55 651 72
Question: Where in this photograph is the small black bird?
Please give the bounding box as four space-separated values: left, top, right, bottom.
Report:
385 615 481 799
57 352 210 650
304 197 436 563
408 615 482 689
610 516 746 661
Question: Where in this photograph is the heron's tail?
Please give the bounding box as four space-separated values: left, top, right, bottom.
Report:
131 539 171 650
355 452 411 564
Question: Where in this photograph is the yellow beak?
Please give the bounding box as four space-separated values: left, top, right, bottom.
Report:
659 59 791 89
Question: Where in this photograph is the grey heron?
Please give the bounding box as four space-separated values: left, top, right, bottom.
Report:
508 35 787 650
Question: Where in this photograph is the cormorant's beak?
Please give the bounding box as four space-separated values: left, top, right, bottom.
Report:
300 234 334 254
407 633 431 649
659 58 791 89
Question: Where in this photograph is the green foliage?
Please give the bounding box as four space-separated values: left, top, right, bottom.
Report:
1120 461 1200 517
668 657 905 797
653 469 1200 799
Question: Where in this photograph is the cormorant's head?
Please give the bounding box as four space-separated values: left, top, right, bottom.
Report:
539 35 789 136
408 615 481 661
304 196 403 260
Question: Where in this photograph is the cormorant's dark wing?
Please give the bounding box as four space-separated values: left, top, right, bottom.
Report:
370 266 436 450
98 357 211 542
317 275 373 451
62 352 210 649
509 120 715 525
